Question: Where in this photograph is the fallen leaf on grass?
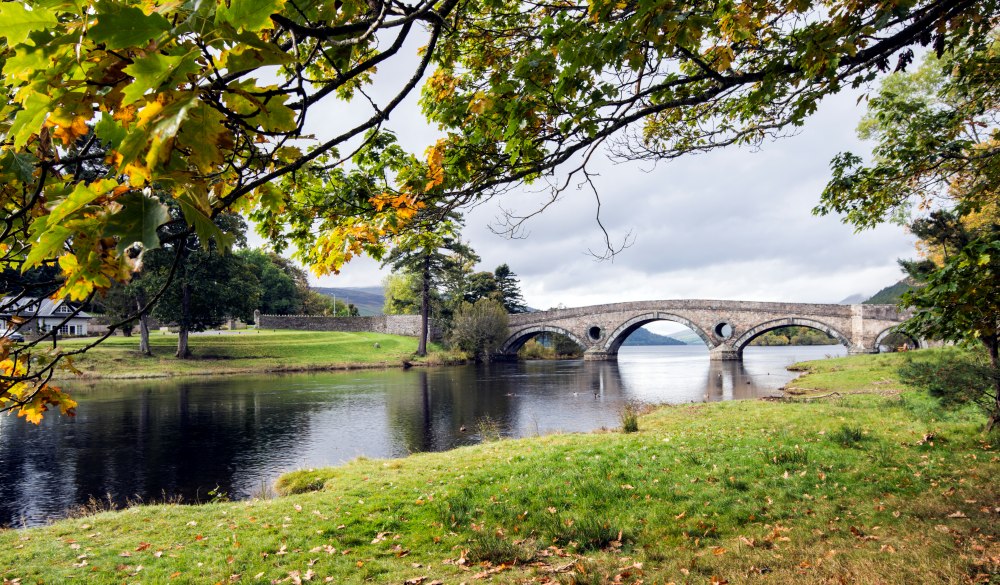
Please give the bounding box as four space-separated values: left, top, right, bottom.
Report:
849 526 878 542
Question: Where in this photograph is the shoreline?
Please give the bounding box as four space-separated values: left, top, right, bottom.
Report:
3 348 996 584
44 330 465 381
51 355 468 382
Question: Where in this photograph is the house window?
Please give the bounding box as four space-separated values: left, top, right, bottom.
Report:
59 325 69 335
56 304 73 314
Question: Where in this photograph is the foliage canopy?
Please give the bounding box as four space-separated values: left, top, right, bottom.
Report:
2 0 997 419
817 43 1000 429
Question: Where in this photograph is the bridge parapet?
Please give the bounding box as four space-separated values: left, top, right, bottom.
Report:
503 300 914 362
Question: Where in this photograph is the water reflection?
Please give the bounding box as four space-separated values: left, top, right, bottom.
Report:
0 345 843 526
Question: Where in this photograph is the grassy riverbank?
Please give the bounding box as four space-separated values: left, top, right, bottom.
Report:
49 330 460 379
786 349 938 395
2 349 996 584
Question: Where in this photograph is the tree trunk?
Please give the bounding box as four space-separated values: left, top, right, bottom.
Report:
176 326 190 358
176 281 192 358
418 253 430 357
136 291 151 356
987 336 999 433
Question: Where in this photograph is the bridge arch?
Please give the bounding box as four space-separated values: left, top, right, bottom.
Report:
874 326 922 351
732 318 851 353
499 325 588 357
601 312 713 354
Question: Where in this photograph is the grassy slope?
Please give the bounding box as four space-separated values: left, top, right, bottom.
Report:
784 351 913 394
2 349 997 584
50 330 456 379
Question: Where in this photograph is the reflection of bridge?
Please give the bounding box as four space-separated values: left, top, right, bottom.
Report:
500 300 914 361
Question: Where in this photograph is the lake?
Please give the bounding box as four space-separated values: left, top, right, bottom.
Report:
0 344 845 526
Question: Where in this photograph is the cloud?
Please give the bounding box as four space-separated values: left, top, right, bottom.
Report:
306 58 914 311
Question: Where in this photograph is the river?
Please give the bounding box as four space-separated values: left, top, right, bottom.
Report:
0 344 845 527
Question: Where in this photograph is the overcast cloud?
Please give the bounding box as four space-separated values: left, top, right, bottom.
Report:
293 36 914 316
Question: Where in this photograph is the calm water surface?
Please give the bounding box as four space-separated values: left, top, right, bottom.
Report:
0 344 844 526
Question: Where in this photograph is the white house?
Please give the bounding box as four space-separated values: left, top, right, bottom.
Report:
0 297 93 337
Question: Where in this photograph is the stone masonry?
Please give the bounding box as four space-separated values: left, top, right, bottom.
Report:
501 300 914 361
257 314 441 341
257 300 913 362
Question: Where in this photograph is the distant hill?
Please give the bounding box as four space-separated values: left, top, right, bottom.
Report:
663 329 704 345
621 327 687 346
864 280 913 305
837 293 868 304
313 287 385 315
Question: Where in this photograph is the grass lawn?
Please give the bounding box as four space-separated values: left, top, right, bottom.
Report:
48 330 458 379
785 347 978 396
1 348 996 584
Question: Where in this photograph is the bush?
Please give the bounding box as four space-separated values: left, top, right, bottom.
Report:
450 299 509 362
899 349 998 428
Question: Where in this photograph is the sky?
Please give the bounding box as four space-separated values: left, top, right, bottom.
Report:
269 33 916 327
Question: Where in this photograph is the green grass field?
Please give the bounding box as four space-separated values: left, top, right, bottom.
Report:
1 348 996 584
50 330 457 379
786 347 976 395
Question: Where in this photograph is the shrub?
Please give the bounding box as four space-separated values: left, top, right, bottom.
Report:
450 299 509 362
899 349 998 430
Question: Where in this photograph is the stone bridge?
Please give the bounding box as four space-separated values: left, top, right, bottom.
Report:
501 300 915 361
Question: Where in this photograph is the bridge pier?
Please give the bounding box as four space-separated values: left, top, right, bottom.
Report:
709 344 742 361
583 349 616 361
848 346 878 356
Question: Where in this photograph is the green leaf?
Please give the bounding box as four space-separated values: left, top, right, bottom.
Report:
105 192 171 252
90 4 171 50
176 188 235 250
48 179 119 225
2 44 49 83
24 223 73 270
121 52 198 105
94 113 128 149
0 3 58 46
223 80 298 132
216 0 286 33
221 42 292 72
0 151 37 184
8 90 50 148
177 102 229 172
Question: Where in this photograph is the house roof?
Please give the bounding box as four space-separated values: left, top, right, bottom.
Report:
0 297 93 319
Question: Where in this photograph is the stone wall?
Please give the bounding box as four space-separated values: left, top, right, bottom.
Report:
257 314 441 340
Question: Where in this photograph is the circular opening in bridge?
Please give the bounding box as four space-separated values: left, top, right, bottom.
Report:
588 326 602 341
714 322 733 340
